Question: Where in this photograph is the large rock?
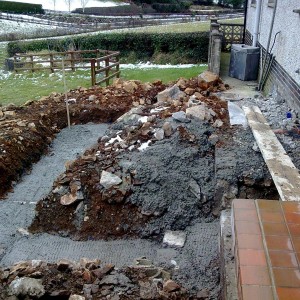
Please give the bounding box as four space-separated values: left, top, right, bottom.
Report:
100 171 122 189
123 81 138 93
69 295 85 300
198 71 219 90
139 280 159 299
116 107 143 124
162 122 173 137
163 279 181 292
157 85 185 103
188 179 201 200
186 104 215 122
172 111 190 123
60 193 78 206
187 95 201 107
163 230 187 248
154 128 164 140
9 277 45 298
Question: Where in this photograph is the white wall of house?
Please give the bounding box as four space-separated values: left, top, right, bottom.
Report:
246 0 300 85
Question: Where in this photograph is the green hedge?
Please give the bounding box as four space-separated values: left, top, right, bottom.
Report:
7 32 209 63
0 1 44 14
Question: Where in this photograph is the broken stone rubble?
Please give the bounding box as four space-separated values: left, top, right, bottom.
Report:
0 258 189 299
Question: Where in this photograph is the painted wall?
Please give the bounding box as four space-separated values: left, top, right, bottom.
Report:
246 0 300 85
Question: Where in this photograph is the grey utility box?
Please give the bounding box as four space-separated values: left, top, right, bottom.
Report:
229 44 260 81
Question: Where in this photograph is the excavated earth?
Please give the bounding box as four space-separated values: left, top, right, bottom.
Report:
0 74 281 299
0 80 165 198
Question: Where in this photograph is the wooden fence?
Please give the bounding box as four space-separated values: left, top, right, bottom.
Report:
218 23 244 51
13 49 120 87
91 51 120 86
0 12 93 31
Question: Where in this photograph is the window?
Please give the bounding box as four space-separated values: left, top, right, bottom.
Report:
251 0 257 7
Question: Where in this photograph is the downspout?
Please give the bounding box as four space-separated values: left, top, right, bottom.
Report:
258 0 278 91
252 0 262 46
243 0 249 43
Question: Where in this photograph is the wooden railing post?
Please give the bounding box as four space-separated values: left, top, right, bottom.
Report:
116 54 120 78
70 52 75 71
50 54 54 73
96 49 100 69
30 55 34 72
91 59 96 86
14 56 17 73
105 58 110 86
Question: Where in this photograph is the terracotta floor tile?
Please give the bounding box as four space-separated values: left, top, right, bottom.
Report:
234 209 259 222
269 251 299 268
292 238 300 252
284 212 300 224
237 234 264 249
242 285 274 300
257 200 281 212
277 287 300 300
240 266 271 285
235 221 261 235
260 211 284 223
265 236 294 251
273 268 300 287
287 223 300 236
233 199 256 210
282 202 300 213
238 249 267 266
262 222 289 236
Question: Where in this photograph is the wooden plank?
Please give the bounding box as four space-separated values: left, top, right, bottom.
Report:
243 106 300 201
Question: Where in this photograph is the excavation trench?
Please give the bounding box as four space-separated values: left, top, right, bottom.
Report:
0 77 280 299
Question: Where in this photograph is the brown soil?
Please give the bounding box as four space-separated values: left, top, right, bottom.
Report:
0 81 166 198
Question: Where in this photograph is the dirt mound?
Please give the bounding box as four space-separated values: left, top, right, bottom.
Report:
0 258 191 299
28 75 233 240
0 80 165 198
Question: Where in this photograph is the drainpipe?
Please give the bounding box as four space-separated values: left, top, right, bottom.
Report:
252 0 262 46
243 0 249 43
258 0 278 91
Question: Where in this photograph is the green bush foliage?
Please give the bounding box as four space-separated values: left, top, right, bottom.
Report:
7 31 209 63
218 0 244 8
133 0 192 13
0 1 44 14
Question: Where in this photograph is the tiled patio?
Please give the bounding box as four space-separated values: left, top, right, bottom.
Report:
232 199 300 300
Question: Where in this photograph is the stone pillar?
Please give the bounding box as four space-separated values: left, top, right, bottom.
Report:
208 19 223 75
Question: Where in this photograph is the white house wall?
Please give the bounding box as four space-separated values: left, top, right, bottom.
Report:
246 0 300 86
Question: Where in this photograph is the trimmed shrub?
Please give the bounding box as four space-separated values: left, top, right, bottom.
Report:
0 1 44 14
7 31 209 63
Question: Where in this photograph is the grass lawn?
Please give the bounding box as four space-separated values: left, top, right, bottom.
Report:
0 65 207 106
218 18 244 25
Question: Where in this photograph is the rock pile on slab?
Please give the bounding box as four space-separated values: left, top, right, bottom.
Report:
0 258 189 299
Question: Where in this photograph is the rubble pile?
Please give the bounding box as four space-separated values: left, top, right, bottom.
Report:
0 258 191 299
29 72 232 240
0 80 165 198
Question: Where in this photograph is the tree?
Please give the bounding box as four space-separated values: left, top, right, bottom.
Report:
81 0 89 13
64 0 72 12
218 0 244 8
